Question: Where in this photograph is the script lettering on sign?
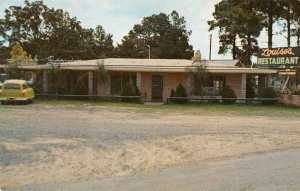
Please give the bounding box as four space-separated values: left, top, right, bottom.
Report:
261 48 295 57
257 47 300 67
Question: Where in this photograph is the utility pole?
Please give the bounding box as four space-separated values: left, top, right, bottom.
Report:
147 45 150 59
209 34 212 60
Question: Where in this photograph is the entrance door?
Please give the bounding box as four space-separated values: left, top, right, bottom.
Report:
152 75 163 101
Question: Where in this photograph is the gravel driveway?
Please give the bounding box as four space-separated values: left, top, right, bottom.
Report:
0 103 300 190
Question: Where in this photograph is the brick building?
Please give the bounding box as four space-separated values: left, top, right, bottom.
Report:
0 58 277 102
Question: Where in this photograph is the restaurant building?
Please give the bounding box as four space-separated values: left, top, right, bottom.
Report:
0 54 277 102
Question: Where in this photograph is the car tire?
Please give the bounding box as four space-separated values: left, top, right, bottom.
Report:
1 100 6 105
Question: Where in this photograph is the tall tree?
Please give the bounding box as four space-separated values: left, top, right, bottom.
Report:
277 0 300 47
6 44 32 78
0 0 114 61
208 0 263 66
208 0 240 59
93 25 114 58
254 0 282 48
291 18 300 46
117 11 193 59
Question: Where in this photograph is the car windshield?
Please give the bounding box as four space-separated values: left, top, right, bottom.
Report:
23 83 29 89
4 83 20 90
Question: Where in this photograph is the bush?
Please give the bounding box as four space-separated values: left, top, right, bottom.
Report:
222 85 237 104
121 82 140 102
175 84 187 98
170 88 175 97
170 84 187 104
261 87 277 105
246 76 256 98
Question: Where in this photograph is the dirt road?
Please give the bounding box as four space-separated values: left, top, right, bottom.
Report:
0 103 300 190
18 148 300 191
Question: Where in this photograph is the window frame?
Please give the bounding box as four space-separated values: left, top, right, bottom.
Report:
110 72 136 95
194 75 225 96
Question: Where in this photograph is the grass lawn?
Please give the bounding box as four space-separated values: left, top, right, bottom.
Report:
31 99 300 118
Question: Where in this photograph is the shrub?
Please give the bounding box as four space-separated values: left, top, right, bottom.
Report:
175 84 187 98
168 88 176 103
246 76 256 98
172 84 187 104
121 82 140 102
261 87 277 105
294 89 300 95
222 85 237 104
170 88 175 97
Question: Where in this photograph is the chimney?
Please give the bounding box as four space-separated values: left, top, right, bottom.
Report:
193 50 201 62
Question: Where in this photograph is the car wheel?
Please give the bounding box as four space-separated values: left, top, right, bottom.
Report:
1 100 6 105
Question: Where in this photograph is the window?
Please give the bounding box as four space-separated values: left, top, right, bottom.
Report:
22 83 29 90
4 84 21 90
111 73 122 94
111 73 136 95
195 75 225 96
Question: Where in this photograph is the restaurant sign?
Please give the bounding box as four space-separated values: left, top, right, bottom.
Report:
257 47 300 68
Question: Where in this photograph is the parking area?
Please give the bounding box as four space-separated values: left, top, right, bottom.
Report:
1 101 300 190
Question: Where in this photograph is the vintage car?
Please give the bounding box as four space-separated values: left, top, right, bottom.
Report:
0 79 35 104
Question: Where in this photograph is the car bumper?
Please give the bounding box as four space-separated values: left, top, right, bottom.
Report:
0 97 29 101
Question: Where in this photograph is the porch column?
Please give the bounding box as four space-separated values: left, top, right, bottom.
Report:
267 74 272 87
43 71 48 93
241 74 247 100
258 75 266 97
31 71 37 83
186 73 193 97
88 71 93 95
136 72 141 91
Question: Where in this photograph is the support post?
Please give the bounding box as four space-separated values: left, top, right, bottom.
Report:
186 73 193 97
88 71 93 95
31 71 37 83
43 71 48 93
136 72 141 91
258 75 266 97
241 74 247 101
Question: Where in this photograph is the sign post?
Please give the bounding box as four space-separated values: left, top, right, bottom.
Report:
257 47 300 92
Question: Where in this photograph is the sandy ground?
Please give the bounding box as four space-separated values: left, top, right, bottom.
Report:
24 148 300 191
0 103 300 190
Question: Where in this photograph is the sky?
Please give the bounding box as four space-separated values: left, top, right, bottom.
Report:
0 0 296 60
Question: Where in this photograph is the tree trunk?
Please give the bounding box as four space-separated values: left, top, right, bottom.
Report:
233 33 236 59
268 10 273 48
247 33 252 67
287 3 291 47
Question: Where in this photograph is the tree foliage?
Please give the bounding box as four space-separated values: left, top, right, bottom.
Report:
208 0 264 66
0 0 114 62
117 11 193 59
9 43 32 65
209 0 300 62
5 44 32 79
276 0 300 46
186 60 210 97
261 87 277 105
97 60 107 84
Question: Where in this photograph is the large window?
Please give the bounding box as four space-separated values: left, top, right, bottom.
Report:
195 75 225 96
111 73 136 95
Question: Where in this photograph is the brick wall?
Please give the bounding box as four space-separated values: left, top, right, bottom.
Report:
96 71 248 102
225 74 246 98
279 94 300 107
140 72 187 102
